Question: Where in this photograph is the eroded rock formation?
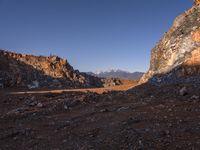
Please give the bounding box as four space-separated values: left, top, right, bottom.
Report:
140 4 200 84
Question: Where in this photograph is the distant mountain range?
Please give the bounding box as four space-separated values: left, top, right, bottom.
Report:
86 69 144 80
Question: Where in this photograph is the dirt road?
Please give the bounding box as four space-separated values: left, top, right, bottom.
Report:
5 80 138 95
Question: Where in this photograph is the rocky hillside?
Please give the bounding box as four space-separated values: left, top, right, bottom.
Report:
140 3 200 84
0 50 120 89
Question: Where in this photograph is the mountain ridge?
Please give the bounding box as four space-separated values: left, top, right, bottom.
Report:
87 69 144 80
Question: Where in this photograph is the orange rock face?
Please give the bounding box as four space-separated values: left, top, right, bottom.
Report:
184 48 200 65
194 0 200 5
192 28 200 42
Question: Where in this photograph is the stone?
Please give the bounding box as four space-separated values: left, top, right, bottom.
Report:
25 98 37 107
27 81 39 89
30 96 35 101
37 103 43 108
64 104 70 110
100 108 109 113
51 55 59 62
190 95 199 100
117 106 130 112
29 102 37 106
179 87 188 96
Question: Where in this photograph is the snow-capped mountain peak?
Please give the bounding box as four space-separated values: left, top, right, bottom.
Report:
88 69 144 80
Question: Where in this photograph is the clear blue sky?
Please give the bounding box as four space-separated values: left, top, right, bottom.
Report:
0 0 193 72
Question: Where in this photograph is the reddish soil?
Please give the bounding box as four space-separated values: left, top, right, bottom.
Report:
0 81 200 149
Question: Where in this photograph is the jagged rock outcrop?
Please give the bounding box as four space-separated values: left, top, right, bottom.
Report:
0 50 120 89
140 3 200 84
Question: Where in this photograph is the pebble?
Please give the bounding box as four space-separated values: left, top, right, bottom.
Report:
179 87 188 96
117 106 129 112
37 103 43 108
100 108 109 112
64 104 69 110
190 95 199 100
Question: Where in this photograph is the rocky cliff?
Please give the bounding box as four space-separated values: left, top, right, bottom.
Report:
0 49 120 89
140 3 200 84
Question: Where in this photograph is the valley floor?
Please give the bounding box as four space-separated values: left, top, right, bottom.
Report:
4 80 138 95
0 81 200 149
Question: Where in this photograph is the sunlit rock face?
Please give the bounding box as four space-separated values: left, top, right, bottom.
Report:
140 4 200 84
194 0 200 5
0 50 104 89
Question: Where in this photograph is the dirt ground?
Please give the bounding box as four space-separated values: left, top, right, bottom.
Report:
0 81 200 150
1 80 137 95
